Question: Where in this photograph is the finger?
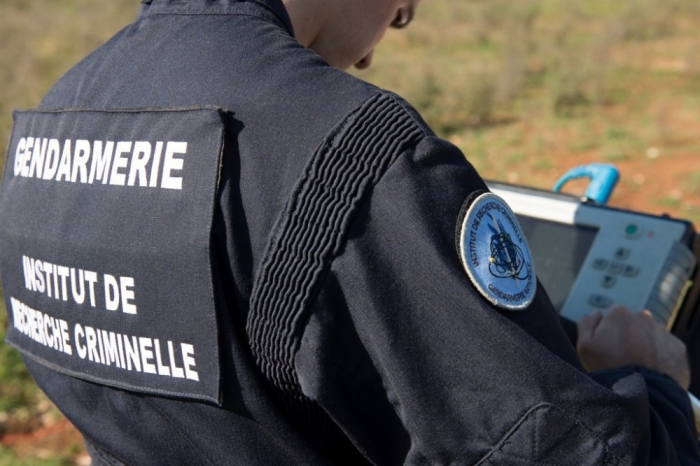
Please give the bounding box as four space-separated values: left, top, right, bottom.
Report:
577 311 603 345
639 309 665 333
606 306 629 322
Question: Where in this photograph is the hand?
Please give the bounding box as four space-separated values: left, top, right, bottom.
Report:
577 306 690 390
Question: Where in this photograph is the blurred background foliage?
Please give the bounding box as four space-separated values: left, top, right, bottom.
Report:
1 0 700 463
358 0 700 223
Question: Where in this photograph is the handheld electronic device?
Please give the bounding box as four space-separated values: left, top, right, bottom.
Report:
487 181 698 327
487 176 700 397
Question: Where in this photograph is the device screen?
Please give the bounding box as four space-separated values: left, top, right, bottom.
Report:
517 215 599 312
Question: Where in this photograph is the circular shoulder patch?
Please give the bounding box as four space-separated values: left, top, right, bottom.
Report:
458 192 536 311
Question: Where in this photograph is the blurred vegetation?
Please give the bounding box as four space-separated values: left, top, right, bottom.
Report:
1 0 700 463
0 444 74 466
359 0 700 225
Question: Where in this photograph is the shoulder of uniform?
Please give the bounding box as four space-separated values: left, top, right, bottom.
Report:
317 91 426 167
375 90 434 138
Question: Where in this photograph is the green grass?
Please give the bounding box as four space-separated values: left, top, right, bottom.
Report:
0 444 72 466
358 0 700 195
683 170 700 195
0 287 48 456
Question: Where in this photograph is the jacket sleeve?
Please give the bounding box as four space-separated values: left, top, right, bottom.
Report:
293 134 700 465
591 367 700 465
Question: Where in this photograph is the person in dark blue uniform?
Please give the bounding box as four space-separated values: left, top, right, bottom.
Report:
1 0 698 464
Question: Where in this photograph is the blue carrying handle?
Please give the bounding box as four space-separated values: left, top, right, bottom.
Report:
552 163 620 205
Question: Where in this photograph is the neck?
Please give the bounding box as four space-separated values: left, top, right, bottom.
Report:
281 0 327 47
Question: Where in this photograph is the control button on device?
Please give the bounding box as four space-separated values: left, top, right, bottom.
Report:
622 264 640 278
588 294 612 309
601 275 617 289
592 258 609 270
624 223 643 238
614 247 630 261
608 261 624 275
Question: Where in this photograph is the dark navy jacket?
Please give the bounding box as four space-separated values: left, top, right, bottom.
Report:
13 0 700 463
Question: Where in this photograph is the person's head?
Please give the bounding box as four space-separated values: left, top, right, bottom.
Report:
282 0 418 70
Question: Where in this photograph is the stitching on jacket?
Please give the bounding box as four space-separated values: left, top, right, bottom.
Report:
246 92 424 423
474 402 622 466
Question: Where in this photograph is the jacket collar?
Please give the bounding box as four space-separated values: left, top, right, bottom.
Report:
139 0 294 37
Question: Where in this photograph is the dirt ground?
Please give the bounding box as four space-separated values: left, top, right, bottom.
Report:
1 418 89 465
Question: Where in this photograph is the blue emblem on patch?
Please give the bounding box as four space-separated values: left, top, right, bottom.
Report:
458 192 536 310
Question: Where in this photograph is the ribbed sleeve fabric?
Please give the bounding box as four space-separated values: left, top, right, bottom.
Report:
246 92 424 422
